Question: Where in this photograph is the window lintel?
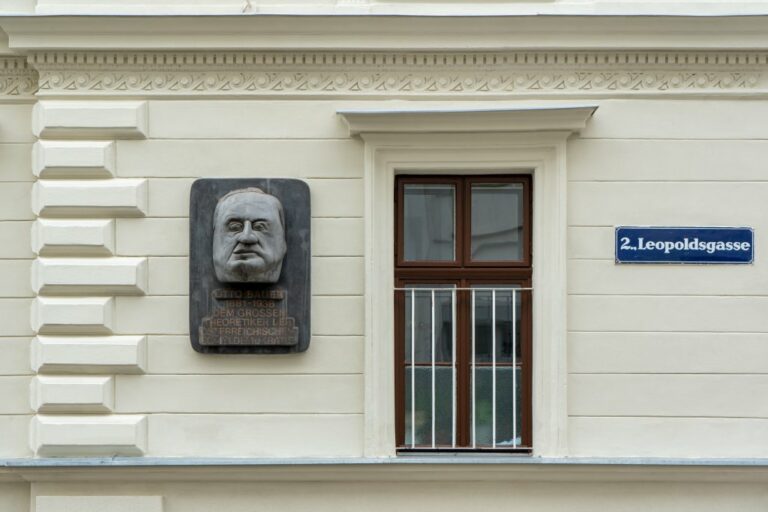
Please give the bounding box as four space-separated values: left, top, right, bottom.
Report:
338 104 598 136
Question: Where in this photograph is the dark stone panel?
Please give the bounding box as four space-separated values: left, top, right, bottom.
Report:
189 178 311 354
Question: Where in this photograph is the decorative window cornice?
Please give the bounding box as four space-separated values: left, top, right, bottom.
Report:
25 51 768 98
338 105 598 135
0 56 38 100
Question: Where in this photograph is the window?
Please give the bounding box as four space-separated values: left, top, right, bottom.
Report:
395 175 532 452
338 106 592 457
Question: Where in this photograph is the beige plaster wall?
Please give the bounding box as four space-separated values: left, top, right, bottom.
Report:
2 94 767 459
26 479 768 512
104 100 364 456
64 97 766 458
0 102 35 458
5 95 768 459
567 99 768 457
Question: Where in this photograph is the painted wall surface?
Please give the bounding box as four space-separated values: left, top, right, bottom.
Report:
0 100 35 459
14 96 768 458
566 100 768 457
1 6 768 512
25 479 768 512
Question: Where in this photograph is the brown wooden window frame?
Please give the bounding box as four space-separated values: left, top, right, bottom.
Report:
395 174 533 453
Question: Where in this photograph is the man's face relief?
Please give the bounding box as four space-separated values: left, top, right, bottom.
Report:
212 189 287 283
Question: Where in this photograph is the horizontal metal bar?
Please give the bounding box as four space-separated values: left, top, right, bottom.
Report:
404 362 521 367
394 287 533 291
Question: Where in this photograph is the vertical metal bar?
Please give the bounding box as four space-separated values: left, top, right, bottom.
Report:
451 288 457 448
471 289 476 448
410 288 416 449
431 289 436 449
492 289 497 449
512 289 517 447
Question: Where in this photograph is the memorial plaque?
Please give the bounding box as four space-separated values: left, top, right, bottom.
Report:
190 178 310 353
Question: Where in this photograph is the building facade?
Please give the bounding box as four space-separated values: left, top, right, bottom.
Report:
1 1 768 510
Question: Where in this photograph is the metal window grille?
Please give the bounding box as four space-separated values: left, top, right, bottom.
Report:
397 286 531 450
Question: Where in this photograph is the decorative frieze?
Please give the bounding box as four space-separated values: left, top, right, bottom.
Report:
0 56 37 98
27 51 768 97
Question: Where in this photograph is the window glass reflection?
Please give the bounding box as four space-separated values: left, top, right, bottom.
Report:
404 184 455 261
472 367 522 447
472 287 521 363
471 183 523 261
405 367 454 447
404 285 455 365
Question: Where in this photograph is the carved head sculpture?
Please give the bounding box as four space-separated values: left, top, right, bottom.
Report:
212 188 287 283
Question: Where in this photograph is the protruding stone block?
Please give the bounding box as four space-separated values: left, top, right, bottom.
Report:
36 496 163 512
31 414 147 456
32 101 148 139
32 179 148 217
32 335 147 374
31 297 114 334
32 219 115 256
32 140 116 178
31 376 114 413
32 257 148 295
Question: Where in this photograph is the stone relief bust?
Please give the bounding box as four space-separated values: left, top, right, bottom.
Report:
212 187 287 283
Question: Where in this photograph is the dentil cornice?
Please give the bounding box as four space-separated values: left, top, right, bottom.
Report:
27 51 768 98
0 56 38 100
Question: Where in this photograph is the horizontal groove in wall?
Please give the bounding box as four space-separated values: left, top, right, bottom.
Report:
129 137 357 142
149 412 362 416
579 137 768 141
570 330 768 334
135 375 363 379
569 294 768 298
125 137 768 142
577 137 768 142
570 372 768 375
111 215 363 219
570 415 768 419
568 179 768 183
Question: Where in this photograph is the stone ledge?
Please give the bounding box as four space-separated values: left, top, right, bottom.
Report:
32 219 115 257
32 335 147 374
32 179 148 218
30 415 147 457
31 297 114 335
33 141 115 179
31 376 115 414
32 101 148 139
5 456 768 483
31 257 148 296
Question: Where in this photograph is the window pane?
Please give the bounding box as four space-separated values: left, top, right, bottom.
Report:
471 183 523 261
404 184 455 261
472 367 522 448
404 285 456 364
405 367 455 447
471 287 522 364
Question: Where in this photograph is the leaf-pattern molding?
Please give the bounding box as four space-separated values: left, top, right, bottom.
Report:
30 51 768 97
0 57 38 98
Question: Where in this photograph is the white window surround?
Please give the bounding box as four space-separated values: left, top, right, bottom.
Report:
338 105 597 458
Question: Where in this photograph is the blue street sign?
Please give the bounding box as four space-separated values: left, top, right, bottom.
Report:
615 227 754 264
